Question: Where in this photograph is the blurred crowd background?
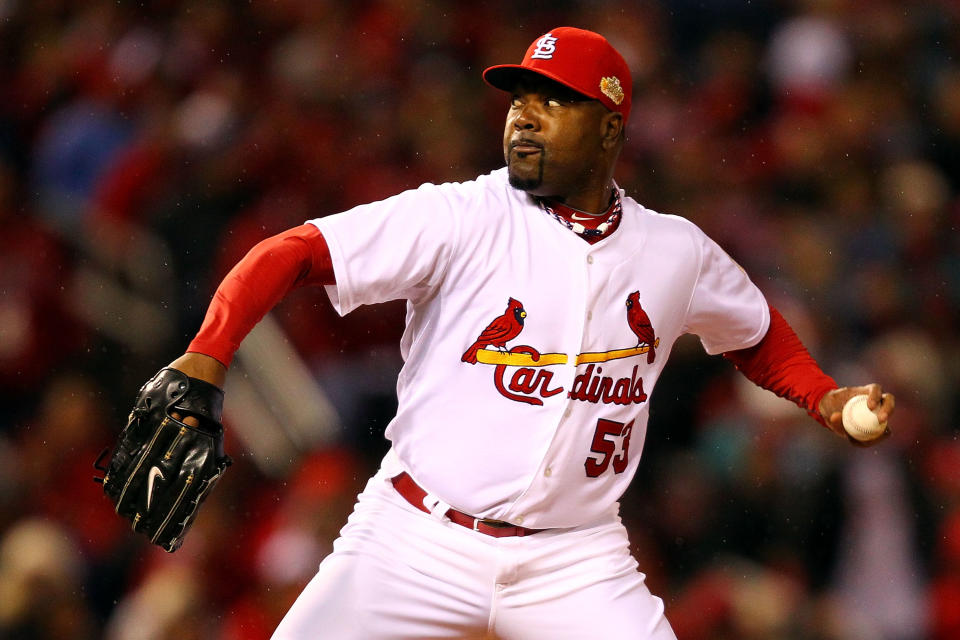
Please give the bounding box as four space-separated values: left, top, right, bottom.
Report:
0 0 958 638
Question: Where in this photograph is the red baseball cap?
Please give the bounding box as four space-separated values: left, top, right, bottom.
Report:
483 27 632 121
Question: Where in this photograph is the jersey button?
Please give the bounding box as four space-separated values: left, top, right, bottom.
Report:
587 311 593 321
544 466 552 477
515 515 525 525
586 255 594 264
563 408 572 419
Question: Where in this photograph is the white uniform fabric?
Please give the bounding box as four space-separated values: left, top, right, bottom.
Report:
273 468 677 640
309 167 769 529
289 167 769 638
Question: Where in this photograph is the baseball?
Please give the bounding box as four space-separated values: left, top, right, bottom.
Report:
842 394 886 441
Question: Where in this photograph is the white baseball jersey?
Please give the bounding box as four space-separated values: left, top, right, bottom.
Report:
308 167 769 529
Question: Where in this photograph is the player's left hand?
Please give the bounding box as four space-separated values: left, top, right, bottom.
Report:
818 384 895 446
94 367 231 552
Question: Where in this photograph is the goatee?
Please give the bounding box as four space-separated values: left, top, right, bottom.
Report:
507 159 544 192
508 173 542 191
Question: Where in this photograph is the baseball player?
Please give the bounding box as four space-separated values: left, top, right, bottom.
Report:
163 27 894 639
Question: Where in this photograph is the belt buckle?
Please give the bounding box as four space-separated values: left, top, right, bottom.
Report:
474 518 513 532
473 518 503 532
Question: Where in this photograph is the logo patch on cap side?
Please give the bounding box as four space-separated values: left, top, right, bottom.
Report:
600 76 624 105
531 34 558 60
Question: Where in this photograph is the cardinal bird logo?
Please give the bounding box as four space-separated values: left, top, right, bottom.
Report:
461 298 527 364
626 291 657 364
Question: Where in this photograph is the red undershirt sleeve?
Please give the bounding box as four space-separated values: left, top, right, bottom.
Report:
722 305 838 428
186 224 334 368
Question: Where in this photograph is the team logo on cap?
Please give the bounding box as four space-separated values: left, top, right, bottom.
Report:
530 33 558 60
600 76 624 105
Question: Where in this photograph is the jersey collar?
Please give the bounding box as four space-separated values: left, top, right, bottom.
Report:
537 186 623 244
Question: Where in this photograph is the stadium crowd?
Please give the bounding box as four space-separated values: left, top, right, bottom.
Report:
0 0 958 638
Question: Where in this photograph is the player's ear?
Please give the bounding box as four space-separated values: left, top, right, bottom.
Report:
600 112 624 150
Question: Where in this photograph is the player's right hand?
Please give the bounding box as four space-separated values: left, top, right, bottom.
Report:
818 383 894 446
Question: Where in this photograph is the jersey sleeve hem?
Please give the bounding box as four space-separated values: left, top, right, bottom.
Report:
699 300 771 355
307 218 353 316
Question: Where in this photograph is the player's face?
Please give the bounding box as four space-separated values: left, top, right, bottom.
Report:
503 74 612 206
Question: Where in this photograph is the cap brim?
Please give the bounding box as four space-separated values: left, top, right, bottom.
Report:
482 64 593 101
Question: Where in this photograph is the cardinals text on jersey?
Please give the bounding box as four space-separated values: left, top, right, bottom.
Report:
462 292 658 407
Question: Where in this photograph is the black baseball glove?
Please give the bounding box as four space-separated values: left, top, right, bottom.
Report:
94 367 231 552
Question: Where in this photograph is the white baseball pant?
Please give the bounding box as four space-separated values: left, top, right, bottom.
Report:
272 468 677 639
